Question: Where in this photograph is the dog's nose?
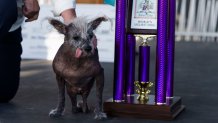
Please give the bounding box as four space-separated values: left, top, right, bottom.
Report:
84 46 92 52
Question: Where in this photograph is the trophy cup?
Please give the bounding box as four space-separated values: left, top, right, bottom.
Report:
103 0 185 120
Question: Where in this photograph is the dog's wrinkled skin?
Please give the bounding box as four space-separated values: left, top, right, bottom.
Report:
48 17 108 120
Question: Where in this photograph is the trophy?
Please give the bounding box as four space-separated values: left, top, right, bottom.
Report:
103 0 185 120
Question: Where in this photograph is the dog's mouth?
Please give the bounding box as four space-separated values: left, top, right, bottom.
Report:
75 48 95 58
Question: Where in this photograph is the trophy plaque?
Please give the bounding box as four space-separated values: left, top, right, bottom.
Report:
126 0 157 34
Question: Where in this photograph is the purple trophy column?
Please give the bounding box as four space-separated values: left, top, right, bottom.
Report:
138 43 150 83
126 34 135 96
155 0 168 104
113 0 126 101
166 0 176 98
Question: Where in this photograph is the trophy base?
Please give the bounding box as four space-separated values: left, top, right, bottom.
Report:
103 95 185 120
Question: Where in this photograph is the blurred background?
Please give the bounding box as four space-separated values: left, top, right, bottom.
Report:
21 0 218 62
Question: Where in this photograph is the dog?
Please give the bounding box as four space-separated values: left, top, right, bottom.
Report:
48 16 108 120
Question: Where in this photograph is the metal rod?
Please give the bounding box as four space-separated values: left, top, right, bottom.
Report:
126 34 136 96
155 0 168 104
138 42 150 83
166 0 176 98
113 0 127 101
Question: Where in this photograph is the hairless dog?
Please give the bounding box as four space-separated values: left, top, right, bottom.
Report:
48 16 108 120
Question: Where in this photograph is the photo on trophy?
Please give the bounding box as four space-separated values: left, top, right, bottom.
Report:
127 0 157 34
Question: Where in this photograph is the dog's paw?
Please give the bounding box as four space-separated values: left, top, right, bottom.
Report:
49 109 64 118
94 112 107 120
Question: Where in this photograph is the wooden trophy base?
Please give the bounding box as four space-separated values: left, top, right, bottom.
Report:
103 95 185 120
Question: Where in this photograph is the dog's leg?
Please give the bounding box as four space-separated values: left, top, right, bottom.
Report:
94 68 107 120
77 78 94 113
68 93 80 113
66 88 83 114
49 75 65 117
81 92 89 113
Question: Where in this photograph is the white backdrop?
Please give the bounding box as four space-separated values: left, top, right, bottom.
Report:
21 4 115 62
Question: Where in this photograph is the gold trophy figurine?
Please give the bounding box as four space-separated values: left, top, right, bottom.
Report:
134 81 153 102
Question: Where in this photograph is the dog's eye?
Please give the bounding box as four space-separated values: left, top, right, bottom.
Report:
73 36 80 40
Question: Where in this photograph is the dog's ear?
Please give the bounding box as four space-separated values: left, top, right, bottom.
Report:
88 16 108 31
48 19 67 34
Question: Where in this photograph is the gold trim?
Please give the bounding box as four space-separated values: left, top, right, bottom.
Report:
134 35 156 39
135 35 156 47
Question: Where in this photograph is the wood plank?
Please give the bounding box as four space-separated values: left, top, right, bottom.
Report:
104 95 185 120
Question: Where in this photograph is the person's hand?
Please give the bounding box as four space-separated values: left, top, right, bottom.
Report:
22 0 40 22
60 9 77 24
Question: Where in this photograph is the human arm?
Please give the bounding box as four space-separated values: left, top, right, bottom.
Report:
51 0 77 24
60 9 77 24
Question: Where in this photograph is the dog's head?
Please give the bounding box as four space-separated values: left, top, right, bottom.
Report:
49 16 108 58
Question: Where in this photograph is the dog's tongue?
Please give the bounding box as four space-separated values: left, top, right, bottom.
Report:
75 48 82 58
